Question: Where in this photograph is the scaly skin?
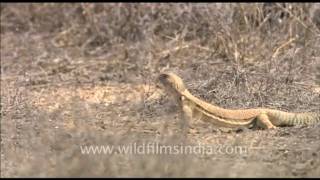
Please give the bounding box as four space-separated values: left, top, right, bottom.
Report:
158 72 320 129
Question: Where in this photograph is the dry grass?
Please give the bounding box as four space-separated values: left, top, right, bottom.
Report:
1 3 320 177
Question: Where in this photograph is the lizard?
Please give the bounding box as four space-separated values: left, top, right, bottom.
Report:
157 72 320 130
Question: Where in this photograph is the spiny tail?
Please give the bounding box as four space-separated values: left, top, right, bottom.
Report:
271 111 320 126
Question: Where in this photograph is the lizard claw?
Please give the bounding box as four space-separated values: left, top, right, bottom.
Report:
269 126 278 130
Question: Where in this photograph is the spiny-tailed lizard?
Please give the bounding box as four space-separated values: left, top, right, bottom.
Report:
157 72 320 130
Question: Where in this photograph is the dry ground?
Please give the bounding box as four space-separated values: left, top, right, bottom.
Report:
1 3 320 177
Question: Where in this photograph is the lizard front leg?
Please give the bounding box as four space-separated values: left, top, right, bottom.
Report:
180 96 194 134
256 112 277 129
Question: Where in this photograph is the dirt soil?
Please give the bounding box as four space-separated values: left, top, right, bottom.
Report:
1 3 320 178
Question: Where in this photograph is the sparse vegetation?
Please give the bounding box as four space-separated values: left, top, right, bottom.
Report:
1 3 320 177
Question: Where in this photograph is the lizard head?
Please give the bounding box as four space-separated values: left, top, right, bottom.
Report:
157 72 187 95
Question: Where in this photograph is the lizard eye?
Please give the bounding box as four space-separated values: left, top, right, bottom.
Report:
158 74 168 82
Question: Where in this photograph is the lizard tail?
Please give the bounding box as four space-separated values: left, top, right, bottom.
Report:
270 110 320 126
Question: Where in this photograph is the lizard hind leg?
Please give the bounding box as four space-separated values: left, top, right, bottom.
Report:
256 112 277 129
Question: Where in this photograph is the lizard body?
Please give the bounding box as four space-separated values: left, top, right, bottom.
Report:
158 72 320 129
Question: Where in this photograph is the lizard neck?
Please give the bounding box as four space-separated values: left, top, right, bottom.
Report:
180 89 223 112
